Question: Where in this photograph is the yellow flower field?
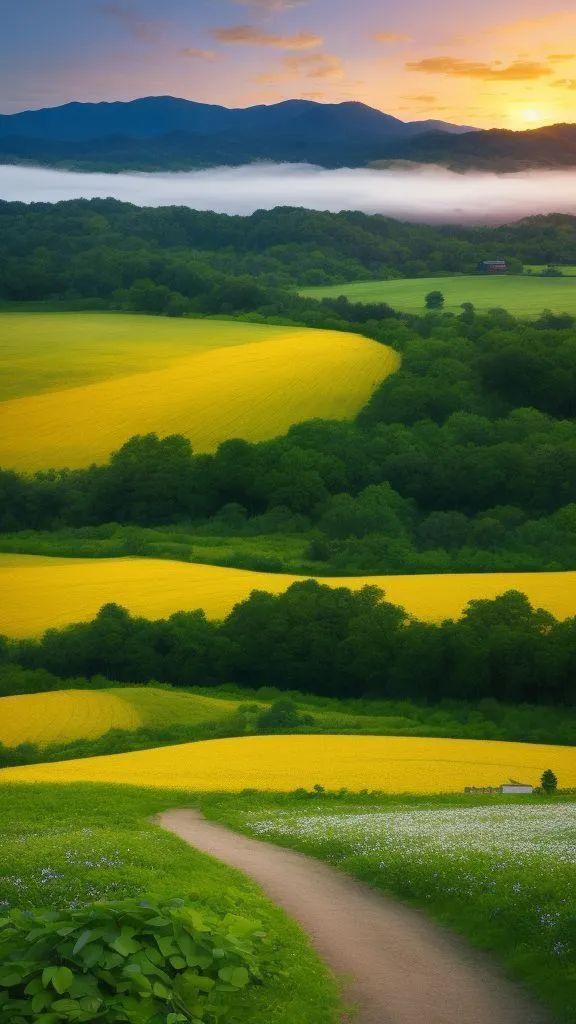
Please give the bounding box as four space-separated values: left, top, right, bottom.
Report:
0 312 398 470
1 553 575 637
2 735 574 793
0 690 140 747
0 687 241 747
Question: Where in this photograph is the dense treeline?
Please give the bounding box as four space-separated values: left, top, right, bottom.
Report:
3 409 576 566
1 199 575 297
5 583 575 706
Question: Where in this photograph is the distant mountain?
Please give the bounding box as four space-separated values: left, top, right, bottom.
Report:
0 96 473 170
0 96 472 142
385 123 576 171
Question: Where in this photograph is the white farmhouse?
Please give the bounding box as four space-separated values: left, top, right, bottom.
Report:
500 780 534 795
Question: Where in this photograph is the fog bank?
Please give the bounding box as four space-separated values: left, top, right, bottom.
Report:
2 161 576 224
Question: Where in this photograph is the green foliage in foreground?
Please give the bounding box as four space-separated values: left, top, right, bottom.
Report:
0 895 270 1023
204 791 576 1023
0 784 339 1024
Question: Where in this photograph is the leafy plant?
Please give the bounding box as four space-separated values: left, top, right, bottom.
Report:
0 895 273 1023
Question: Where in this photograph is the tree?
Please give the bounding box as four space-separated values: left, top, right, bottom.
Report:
256 698 314 733
540 768 558 794
425 290 445 310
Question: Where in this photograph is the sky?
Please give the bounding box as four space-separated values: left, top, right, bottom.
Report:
2 0 576 128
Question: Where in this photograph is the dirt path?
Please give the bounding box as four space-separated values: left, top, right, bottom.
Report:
159 808 550 1024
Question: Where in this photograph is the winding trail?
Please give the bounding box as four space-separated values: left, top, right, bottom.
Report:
159 809 550 1024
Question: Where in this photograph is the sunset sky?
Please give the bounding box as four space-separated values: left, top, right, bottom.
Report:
3 0 576 128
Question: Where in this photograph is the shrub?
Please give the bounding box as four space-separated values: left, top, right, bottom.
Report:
540 768 558 794
0 895 273 1023
256 698 314 733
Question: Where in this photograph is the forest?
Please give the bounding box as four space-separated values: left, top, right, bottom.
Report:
3 584 575 707
2 199 576 298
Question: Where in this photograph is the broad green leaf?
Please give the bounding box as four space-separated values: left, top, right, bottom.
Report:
52 966 74 995
218 965 249 989
72 930 96 955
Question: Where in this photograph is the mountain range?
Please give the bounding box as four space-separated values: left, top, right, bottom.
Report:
0 96 472 170
0 96 573 172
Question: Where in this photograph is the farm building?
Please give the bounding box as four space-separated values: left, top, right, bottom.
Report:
479 260 508 274
501 781 534 795
465 780 534 795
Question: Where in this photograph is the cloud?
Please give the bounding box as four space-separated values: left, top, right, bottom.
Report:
547 54 576 62
213 25 322 48
373 32 412 43
180 48 217 61
406 57 552 81
555 78 576 89
99 2 164 43
402 94 438 103
256 52 344 83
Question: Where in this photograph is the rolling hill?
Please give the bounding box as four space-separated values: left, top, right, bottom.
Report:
2 554 575 638
0 312 398 470
2 734 574 793
0 687 240 748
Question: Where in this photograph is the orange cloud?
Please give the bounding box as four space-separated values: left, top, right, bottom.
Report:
213 25 322 49
406 57 552 81
547 54 576 62
555 79 576 89
402 93 438 103
373 32 411 43
257 52 344 83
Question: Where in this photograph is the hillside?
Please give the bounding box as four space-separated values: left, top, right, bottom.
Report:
387 122 576 171
0 96 472 170
0 313 398 470
2 554 574 637
3 734 575 793
0 687 240 747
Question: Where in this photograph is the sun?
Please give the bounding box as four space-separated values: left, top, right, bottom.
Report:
519 108 546 126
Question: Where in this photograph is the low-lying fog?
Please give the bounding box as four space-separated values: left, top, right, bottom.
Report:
2 161 576 224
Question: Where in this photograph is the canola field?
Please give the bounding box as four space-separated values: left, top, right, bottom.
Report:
0 686 240 748
1 553 575 638
2 734 575 793
0 312 398 471
301 274 576 316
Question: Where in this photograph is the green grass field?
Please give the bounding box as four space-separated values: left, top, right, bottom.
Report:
525 266 576 276
0 783 339 1023
301 274 576 316
206 791 576 1023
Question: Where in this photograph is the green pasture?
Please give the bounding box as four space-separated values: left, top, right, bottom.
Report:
525 265 576 276
0 782 339 1023
301 274 576 316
